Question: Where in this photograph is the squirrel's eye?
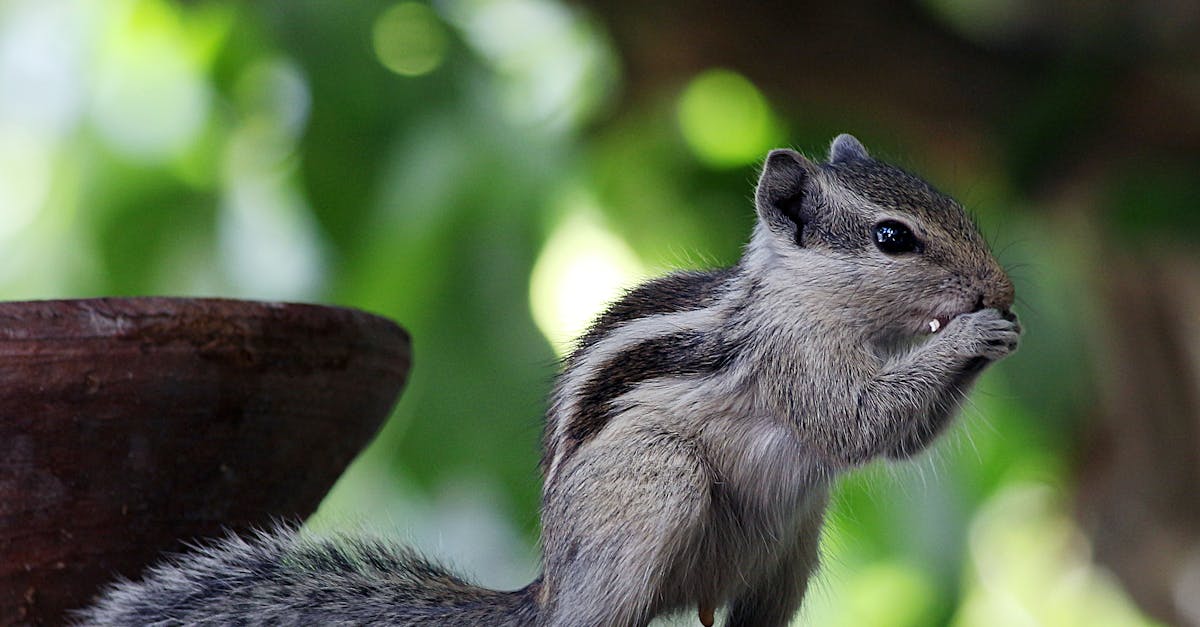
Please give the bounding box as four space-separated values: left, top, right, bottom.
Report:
873 220 922 255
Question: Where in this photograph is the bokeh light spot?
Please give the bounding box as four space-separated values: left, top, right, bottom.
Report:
91 0 210 162
846 562 938 627
235 58 311 140
217 114 326 301
373 2 449 77
677 69 780 168
0 127 51 239
530 206 645 356
440 0 617 130
953 484 1161 627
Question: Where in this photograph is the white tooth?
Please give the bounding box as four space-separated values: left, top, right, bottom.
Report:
929 319 941 333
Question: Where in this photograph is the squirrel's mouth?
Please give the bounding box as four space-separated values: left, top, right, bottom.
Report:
917 307 1016 336
918 311 959 336
923 314 952 335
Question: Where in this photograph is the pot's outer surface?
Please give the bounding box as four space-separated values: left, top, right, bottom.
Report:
0 298 412 626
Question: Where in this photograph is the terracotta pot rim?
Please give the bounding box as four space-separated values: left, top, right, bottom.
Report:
0 297 410 343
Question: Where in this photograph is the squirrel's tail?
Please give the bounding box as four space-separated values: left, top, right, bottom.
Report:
74 524 541 626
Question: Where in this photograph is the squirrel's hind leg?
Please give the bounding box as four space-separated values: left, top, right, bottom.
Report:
538 427 712 627
723 507 824 627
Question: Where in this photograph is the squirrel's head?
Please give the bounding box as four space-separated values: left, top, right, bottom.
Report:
749 134 1014 344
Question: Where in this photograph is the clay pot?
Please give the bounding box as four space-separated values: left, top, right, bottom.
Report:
0 298 411 625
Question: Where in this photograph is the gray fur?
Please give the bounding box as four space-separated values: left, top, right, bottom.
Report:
77 526 539 626
829 133 869 163
77 134 1020 626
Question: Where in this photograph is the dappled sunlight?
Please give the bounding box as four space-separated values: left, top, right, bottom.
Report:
801 558 940 627
218 54 323 299
441 0 617 130
954 484 1160 627
530 194 646 356
234 58 312 141
677 69 782 168
309 455 539 591
0 0 90 141
91 0 213 162
0 0 88 247
373 2 449 77
0 126 52 240
219 122 326 300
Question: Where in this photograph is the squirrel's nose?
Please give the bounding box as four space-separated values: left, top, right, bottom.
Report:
977 272 1015 312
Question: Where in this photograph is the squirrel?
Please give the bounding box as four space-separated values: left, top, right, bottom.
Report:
77 134 1021 626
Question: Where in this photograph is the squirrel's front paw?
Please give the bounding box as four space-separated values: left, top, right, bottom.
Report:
942 308 1021 362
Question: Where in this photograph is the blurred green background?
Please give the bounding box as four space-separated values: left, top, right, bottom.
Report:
3 0 1197 625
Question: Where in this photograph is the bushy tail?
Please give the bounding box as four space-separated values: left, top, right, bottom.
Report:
75 525 540 626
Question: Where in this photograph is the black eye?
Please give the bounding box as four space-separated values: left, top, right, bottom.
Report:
873 220 922 255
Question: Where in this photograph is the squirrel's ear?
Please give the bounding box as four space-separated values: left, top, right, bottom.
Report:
828 133 869 163
755 148 815 246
